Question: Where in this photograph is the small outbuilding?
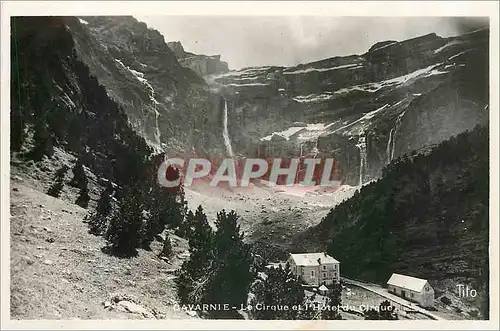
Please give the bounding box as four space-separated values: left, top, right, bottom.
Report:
318 284 329 295
387 273 434 307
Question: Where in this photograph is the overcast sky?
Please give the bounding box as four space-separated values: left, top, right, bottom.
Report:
136 16 488 70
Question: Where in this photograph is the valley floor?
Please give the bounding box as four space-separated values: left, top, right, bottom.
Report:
9 173 479 321
184 181 357 259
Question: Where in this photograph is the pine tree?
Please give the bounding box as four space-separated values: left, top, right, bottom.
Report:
105 184 143 257
141 188 185 249
364 300 398 320
177 206 215 304
76 185 91 208
321 281 343 320
253 264 310 320
205 209 254 318
190 206 214 250
47 165 69 198
68 157 91 208
88 181 114 235
10 106 24 153
378 300 398 320
70 158 87 189
159 234 173 258
177 209 195 239
31 116 54 162
139 209 156 250
11 20 25 153
75 163 90 208
140 154 187 249
364 308 381 320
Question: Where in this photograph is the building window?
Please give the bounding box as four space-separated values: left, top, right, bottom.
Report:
323 266 326 270
311 270 315 277
323 272 327 279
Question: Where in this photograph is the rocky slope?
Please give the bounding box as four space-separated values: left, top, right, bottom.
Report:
207 30 489 185
167 41 229 77
10 180 196 320
9 17 211 319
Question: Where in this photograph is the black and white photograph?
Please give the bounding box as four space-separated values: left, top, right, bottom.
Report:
1 1 498 329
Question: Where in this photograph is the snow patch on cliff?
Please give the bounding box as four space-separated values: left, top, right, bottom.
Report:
334 63 445 95
261 127 305 141
425 69 449 77
449 50 472 60
329 104 390 137
293 93 334 103
370 41 398 52
284 63 362 75
434 40 463 54
227 82 270 87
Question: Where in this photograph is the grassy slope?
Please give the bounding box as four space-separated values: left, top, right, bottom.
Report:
10 178 196 320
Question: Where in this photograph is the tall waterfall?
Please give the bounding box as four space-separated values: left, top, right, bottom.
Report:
386 127 396 164
356 135 367 186
153 107 161 147
222 99 234 158
149 89 161 147
143 78 161 147
387 110 407 163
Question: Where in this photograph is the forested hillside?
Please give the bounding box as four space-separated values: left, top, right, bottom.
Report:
295 125 489 315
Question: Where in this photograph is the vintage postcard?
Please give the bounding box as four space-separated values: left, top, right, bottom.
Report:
1 1 499 330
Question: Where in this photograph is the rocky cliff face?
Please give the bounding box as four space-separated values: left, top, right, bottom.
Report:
167 41 229 77
208 30 489 185
10 16 155 188
13 16 489 187
68 16 226 157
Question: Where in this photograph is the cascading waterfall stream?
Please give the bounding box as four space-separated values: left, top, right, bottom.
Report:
115 58 162 147
222 99 234 158
386 127 396 164
356 136 367 186
153 110 161 146
147 85 161 147
387 110 407 163
310 138 319 158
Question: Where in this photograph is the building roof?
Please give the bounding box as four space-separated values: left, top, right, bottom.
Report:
289 253 340 266
318 285 329 291
265 262 287 270
387 273 428 292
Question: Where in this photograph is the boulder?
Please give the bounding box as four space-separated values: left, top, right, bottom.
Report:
186 310 197 317
117 300 155 319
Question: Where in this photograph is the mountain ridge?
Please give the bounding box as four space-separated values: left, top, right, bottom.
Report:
200 28 488 185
